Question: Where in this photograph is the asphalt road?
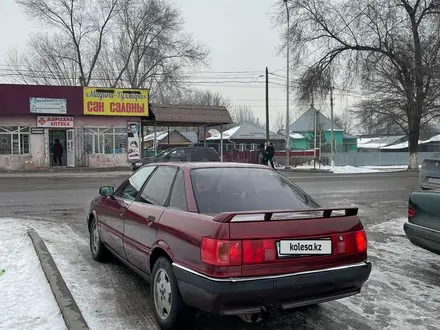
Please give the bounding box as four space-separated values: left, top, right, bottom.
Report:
1 170 439 330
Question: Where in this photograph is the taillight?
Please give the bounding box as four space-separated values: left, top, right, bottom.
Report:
408 205 416 218
355 230 367 253
201 238 277 266
201 237 242 266
242 239 276 264
336 230 367 254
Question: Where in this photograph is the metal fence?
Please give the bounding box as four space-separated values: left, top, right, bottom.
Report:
324 150 440 166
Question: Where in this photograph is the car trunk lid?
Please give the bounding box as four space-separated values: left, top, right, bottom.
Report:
409 191 440 232
212 208 367 277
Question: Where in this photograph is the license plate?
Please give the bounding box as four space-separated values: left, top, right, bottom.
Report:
277 239 332 256
428 178 440 184
135 162 142 166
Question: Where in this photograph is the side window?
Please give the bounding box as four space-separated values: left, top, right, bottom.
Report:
139 166 178 206
169 170 187 210
114 166 156 201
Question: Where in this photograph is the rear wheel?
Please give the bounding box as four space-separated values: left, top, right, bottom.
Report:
89 217 108 261
151 257 195 329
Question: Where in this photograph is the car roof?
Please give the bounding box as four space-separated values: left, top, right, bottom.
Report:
147 162 271 169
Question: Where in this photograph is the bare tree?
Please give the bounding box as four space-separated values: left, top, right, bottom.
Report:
275 0 440 169
274 109 295 133
231 105 261 126
6 0 209 98
10 0 121 86
177 89 233 108
97 0 209 101
333 112 355 134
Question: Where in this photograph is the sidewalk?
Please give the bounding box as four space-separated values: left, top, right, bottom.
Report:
0 167 132 178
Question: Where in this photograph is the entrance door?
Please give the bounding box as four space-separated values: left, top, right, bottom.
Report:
49 130 67 167
66 129 75 167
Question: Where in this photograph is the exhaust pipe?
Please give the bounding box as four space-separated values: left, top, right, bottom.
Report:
237 307 268 323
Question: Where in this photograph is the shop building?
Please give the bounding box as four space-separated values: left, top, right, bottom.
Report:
0 84 149 170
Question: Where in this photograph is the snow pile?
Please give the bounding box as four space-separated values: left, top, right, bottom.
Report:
277 162 413 173
0 218 66 330
293 164 390 173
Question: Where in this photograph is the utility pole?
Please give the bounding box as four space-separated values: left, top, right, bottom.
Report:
330 85 335 167
313 108 317 170
265 67 269 143
284 0 290 168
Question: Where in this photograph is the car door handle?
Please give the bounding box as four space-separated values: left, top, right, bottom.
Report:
120 207 126 214
147 215 155 223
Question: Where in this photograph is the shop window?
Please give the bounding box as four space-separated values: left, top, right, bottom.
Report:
83 127 128 154
0 126 30 155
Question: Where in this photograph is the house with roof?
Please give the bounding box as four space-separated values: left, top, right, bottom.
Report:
288 107 358 151
206 122 286 151
357 135 406 151
363 133 440 152
143 129 198 150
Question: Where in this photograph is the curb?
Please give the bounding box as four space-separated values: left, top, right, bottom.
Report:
0 166 129 174
0 171 132 178
278 169 334 173
27 228 89 330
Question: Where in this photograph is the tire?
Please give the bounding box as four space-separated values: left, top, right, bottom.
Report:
151 257 195 330
89 217 108 262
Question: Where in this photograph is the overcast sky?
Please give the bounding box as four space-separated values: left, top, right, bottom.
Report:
0 0 355 131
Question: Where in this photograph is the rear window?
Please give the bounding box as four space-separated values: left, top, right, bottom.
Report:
197 148 220 161
190 167 319 214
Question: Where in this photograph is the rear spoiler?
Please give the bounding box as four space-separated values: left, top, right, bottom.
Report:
212 207 359 223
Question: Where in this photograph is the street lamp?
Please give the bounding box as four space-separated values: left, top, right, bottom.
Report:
283 0 290 168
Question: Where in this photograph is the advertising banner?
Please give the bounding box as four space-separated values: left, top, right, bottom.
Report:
37 116 74 128
30 98 67 114
127 122 141 161
83 87 149 116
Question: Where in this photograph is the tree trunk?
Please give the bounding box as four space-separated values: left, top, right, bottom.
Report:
407 127 420 171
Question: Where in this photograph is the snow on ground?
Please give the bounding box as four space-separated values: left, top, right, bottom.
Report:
0 218 67 330
280 164 419 173
291 164 403 173
341 217 440 329
0 218 154 330
3 216 439 329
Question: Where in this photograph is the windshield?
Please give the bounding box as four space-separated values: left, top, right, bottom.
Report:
190 167 320 214
155 149 173 158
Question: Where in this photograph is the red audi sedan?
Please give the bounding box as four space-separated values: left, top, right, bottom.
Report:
87 162 372 330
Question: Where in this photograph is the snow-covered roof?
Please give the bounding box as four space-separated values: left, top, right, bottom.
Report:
357 135 405 149
207 123 285 141
420 133 440 144
206 125 241 140
143 130 169 142
290 133 305 139
380 142 409 149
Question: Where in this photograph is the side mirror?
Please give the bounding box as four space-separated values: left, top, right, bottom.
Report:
99 186 114 197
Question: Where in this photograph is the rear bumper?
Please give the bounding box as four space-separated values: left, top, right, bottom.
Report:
173 261 372 315
420 179 440 190
420 184 439 190
404 221 440 255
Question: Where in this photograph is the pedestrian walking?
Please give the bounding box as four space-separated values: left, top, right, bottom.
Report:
258 143 268 165
265 142 275 169
52 138 63 166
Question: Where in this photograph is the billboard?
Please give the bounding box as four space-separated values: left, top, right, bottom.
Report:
30 97 67 114
83 87 149 116
127 122 141 161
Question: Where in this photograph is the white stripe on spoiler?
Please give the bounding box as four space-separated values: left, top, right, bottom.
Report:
212 208 359 223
